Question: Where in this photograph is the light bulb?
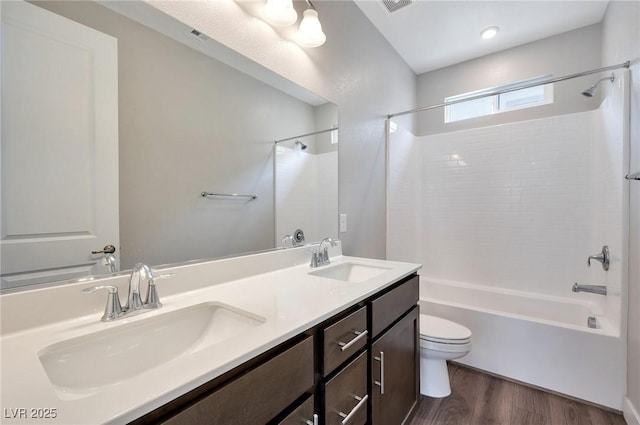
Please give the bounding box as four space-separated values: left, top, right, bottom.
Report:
481 26 499 40
263 0 297 26
297 9 326 47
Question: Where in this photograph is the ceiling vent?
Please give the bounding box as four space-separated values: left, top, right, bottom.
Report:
381 0 413 14
189 29 209 42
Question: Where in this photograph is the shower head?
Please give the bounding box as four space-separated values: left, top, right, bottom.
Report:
295 140 307 151
582 73 615 97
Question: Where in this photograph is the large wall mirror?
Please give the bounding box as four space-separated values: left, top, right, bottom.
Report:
0 0 338 291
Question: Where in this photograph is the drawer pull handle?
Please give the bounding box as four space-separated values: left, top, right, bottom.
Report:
338 330 368 352
374 351 385 395
305 413 319 425
338 394 369 424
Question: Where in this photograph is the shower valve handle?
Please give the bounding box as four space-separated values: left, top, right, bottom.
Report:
587 245 610 271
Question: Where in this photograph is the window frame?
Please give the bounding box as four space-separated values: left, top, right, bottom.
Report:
444 75 554 123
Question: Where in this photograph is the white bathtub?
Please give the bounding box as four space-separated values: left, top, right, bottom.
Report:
419 278 626 410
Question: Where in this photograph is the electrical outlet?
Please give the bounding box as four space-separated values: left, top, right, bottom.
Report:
339 214 347 233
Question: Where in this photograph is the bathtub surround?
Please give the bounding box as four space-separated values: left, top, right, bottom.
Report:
419 278 625 409
601 2 640 424
388 72 629 408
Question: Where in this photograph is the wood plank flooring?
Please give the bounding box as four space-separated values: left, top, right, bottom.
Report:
407 363 626 425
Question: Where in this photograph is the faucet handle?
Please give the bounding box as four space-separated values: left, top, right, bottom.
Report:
587 245 610 271
310 249 321 268
144 273 174 309
82 285 124 321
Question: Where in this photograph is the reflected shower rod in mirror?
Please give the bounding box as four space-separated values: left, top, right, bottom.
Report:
274 126 339 144
201 192 258 200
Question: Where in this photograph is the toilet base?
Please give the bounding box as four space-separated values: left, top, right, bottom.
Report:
420 357 452 398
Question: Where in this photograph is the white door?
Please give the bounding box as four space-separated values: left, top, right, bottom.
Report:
1 1 119 289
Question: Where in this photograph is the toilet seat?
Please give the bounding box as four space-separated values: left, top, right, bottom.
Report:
420 315 471 345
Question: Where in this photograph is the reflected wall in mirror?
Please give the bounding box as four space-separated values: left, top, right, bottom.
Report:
275 108 339 247
0 0 338 291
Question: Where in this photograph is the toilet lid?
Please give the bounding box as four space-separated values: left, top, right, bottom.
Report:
420 315 471 343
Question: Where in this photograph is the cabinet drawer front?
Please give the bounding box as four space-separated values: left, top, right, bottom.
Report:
323 306 367 375
161 336 314 425
324 351 368 425
278 395 315 425
371 275 418 338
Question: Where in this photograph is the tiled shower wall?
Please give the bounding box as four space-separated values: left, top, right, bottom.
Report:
388 86 626 305
275 150 338 245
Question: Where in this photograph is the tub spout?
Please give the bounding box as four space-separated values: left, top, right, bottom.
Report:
572 283 607 296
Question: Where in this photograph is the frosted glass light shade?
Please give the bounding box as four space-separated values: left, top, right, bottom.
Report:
263 0 297 26
297 9 326 47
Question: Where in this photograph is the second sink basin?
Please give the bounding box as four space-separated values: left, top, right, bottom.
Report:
309 262 391 283
38 302 265 392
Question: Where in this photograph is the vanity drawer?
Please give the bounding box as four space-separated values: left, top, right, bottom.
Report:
371 275 419 338
324 351 368 425
160 336 314 425
277 394 315 425
323 306 367 376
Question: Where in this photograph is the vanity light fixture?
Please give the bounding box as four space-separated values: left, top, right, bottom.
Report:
481 26 499 40
263 0 298 26
297 0 326 47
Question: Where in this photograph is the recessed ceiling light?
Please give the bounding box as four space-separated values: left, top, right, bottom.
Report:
481 26 499 40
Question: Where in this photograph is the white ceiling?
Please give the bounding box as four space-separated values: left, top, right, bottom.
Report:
354 0 609 75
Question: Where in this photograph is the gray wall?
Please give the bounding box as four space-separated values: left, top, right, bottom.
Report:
416 24 602 136
33 1 320 268
601 1 640 419
148 0 418 260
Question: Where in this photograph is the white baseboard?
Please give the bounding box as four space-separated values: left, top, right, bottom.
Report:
624 397 640 425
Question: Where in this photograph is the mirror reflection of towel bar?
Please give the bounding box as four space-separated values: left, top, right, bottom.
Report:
625 172 640 181
201 192 258 200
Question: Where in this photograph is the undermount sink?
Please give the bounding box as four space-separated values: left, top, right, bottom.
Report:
38 302 265 391
309 262 391 283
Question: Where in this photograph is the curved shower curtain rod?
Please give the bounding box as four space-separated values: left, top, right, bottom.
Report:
387 60 631 119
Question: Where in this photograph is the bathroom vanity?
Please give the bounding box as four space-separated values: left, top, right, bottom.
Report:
0 245 421 425
132 273 419 425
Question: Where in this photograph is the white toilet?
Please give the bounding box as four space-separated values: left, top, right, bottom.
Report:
419 314 472 398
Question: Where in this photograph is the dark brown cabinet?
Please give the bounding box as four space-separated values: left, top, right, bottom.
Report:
157 336 314 425
371 306 419 425
131 273 419 425
324 352 368 425
277 395 316 425
323 306 367 376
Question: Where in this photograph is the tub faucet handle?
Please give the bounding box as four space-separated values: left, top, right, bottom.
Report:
587 245 610 271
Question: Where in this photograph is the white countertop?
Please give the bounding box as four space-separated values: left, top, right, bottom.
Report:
1 249 420 425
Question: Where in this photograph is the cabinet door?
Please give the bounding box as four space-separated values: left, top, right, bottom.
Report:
371 306 419 425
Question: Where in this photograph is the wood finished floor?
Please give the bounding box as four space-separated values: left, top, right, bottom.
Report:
407 364 627 425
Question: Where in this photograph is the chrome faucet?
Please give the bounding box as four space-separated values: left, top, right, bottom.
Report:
587 245 610 271
83 263 174 321
572 283 607 296
310 238 337 268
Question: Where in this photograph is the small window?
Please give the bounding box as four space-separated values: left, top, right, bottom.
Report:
444 75 553 123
